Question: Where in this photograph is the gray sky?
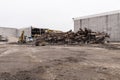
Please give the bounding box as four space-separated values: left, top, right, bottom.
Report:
0 0 120 31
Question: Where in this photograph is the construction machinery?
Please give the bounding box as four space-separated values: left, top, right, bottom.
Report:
18 31 26 44
45 29 63 33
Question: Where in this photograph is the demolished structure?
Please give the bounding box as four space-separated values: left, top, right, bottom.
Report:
0 27 109 44
35 28 109 45
0 26 48 42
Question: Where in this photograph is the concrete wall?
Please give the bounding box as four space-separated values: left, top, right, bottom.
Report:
74 13 120 41
0 27 18 37
74 20 80 32
18 27 31 37
0 27 44 38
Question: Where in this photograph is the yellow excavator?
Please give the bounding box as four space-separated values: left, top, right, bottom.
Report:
18 31 26 44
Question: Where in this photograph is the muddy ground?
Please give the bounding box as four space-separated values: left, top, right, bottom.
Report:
0 43 120 80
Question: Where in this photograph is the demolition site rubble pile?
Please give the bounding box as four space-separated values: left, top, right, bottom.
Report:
35 28 110 45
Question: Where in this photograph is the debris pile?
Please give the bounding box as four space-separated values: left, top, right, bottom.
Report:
35 28 110 45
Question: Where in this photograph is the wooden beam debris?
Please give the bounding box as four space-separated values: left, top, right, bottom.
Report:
35 28 110 45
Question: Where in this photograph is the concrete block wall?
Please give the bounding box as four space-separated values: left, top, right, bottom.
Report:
74 13 120 41
0 27 18 37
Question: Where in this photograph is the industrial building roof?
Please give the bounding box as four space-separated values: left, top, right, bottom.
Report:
73 10 120 20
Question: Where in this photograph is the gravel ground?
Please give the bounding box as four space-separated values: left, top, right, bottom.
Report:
0 43 120 80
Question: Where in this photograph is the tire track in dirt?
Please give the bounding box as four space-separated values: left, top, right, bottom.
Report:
24 47 43 63
0 48 19 57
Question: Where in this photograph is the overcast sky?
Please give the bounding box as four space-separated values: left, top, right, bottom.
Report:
0 0 120 31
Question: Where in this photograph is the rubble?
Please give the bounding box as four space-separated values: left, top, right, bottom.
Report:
35 28 110 45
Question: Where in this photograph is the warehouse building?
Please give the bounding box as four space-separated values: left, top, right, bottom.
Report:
0 26 48 42
73 11 120 41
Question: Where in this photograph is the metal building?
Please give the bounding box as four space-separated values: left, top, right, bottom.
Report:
73 11 120 41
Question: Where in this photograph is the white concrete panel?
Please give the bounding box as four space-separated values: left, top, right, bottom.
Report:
0 27 17 37
97 16 107 32
74 20 80 32
89 17 99 31
108 14 119 41
81 19 89 29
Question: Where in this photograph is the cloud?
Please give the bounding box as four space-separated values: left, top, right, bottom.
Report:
0 0 120 31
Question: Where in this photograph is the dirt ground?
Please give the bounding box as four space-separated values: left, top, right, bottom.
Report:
0 43 120 80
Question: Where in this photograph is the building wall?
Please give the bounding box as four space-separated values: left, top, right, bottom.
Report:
74 13 120 41
18 27 31 38
0 27 18 37
74 20 80 32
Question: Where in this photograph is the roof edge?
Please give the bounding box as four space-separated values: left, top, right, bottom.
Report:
73 10 120 20
0 27 17 29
